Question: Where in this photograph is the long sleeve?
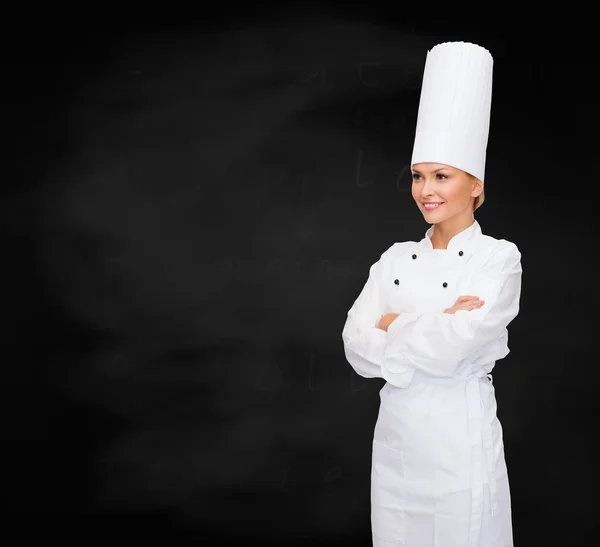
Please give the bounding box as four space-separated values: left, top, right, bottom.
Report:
381 243 522 385
341 250 390 379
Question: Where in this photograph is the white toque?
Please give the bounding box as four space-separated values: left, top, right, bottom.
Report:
411 41 493 183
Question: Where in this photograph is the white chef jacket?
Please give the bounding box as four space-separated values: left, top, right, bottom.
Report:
341 220 522 547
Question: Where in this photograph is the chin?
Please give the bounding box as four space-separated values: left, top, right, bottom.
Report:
423 209 447 219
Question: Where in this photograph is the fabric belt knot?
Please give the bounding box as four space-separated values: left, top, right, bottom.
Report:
465 370 498 547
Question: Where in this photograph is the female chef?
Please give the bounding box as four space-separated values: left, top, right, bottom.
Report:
341 42 522 547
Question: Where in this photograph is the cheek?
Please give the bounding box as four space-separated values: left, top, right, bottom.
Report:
440 185 465 203
411 184 419 201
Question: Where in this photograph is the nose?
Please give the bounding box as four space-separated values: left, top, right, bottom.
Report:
420 178 435 198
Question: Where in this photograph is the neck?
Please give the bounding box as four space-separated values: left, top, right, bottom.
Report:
431 214 475 250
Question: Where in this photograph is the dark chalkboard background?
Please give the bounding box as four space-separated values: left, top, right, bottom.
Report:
3 5 595 546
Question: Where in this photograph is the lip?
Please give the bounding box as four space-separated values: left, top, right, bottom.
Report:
422 202 444 210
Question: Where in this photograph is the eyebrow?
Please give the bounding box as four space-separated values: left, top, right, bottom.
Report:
411 167 451 174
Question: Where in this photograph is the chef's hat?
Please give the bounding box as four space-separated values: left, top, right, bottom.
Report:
411 41 493 183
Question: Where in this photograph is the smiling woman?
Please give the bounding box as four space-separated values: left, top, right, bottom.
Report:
341 41 522 547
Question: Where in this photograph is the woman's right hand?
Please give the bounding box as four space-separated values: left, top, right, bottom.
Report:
444 295 485 314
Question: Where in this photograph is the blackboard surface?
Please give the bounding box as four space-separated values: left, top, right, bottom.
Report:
2 6 595 547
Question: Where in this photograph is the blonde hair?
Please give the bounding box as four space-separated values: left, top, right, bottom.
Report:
469 172 485 214
473 189 485 213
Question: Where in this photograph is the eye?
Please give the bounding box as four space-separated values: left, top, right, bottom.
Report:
411 173 421 180
436 173 448 180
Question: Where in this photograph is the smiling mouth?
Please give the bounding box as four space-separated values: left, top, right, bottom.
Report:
423 202 444 210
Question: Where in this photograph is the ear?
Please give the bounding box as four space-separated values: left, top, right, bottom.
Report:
471 178 484 198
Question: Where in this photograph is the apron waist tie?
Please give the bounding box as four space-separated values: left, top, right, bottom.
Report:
466 371 498 547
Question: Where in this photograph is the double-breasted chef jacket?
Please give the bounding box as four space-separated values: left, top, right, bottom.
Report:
342 220 522 547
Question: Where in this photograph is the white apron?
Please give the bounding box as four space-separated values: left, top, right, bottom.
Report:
341 220 522 547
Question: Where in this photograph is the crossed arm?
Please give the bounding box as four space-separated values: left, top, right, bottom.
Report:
341 243 522 388
376 294 484 331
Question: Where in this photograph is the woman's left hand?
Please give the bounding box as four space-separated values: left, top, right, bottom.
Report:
376 313 400 332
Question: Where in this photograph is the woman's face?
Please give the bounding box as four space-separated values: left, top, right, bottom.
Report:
411 162 483 223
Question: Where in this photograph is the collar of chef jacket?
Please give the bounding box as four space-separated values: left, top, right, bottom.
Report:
422 219 481 260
